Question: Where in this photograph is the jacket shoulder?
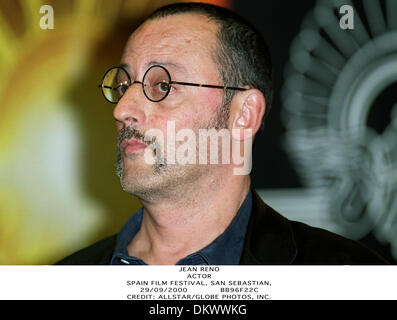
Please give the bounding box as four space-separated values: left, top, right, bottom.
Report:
290 221 389 264
55 234 118 265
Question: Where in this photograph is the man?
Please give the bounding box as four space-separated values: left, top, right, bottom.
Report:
57 2 387 265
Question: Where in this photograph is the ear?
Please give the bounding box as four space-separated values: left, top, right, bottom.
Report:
229 89 266 141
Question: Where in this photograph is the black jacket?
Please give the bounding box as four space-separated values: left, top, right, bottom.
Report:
56 190 388 265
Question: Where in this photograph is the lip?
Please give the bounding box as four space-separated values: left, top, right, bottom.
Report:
121 138 148 153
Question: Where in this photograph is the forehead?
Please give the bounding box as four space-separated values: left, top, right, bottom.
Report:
121 13 219 77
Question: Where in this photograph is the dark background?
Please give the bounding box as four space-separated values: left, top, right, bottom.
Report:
234 0 396 264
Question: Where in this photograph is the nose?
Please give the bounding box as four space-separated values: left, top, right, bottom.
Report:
113 82 146 128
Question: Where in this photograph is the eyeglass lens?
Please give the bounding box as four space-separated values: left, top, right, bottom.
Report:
102 67 130 103
142 66 171 102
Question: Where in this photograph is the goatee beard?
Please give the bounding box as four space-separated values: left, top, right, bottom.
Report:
116 126 165 179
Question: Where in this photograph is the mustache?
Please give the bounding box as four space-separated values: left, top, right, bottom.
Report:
117 126 158 150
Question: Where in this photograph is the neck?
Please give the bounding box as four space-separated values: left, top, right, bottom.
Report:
127 170 250 265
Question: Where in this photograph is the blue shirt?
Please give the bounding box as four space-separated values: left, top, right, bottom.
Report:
110 190 252 265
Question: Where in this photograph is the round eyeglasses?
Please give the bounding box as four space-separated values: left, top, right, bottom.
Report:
99 65 247 103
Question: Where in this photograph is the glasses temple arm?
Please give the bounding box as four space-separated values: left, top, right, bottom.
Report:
171 81 247 91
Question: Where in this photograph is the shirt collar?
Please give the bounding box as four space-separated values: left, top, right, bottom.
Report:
110 189 252 265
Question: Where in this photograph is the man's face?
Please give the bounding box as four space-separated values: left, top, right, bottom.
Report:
113 13 228 198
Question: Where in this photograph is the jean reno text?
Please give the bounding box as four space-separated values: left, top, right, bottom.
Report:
179 266 219 276
179 266 219 271
149 303 247 317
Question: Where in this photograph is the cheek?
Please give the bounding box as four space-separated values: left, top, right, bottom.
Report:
189 90 222 123
146 112 193 138
147 109 190 127
147 113 168 124
145 90 222 131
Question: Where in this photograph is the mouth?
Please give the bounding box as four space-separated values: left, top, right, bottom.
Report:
120 138 148 154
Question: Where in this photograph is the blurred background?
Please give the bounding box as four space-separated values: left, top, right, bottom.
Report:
0 0 396 264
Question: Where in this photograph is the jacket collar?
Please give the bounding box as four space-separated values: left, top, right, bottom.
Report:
239 189 298 264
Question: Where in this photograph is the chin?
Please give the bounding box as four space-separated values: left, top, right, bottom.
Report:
121 176 171 201
119 160 168 198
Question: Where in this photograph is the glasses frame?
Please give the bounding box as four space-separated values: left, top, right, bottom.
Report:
99 65 247 103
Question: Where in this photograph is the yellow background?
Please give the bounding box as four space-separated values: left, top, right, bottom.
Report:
0 0 230 264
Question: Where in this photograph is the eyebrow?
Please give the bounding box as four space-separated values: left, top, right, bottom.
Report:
118 60 187 77
119 62 131 73
145 60 187 74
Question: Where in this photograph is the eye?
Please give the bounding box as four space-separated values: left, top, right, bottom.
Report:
155 81 170 93
120 84 129 94
116 83 129 97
